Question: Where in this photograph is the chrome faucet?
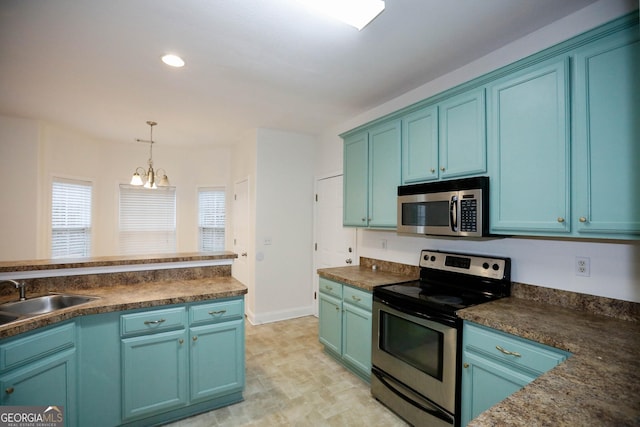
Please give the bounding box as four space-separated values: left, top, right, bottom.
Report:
0 280 26 301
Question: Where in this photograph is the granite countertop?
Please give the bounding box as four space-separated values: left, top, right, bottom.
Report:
317 265 418 292
458 297 640 426
0 251 237 272
0 276 247 339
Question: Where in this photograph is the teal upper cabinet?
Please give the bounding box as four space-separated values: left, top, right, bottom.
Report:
400 89 486 184
488 58 570 235
343 131 369 226
401 106 438 183
344 120 401 228
572 27 640 238
439 88 487 179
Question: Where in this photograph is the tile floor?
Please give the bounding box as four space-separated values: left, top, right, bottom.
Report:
164 315 408 426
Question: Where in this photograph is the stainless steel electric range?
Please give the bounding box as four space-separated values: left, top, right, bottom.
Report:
371 249 511 427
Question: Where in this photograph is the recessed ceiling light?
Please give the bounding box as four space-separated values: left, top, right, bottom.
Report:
162 54 185 68
296 0 385 31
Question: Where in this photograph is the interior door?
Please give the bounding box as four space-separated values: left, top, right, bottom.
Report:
232 178 250 315
314 174 356 315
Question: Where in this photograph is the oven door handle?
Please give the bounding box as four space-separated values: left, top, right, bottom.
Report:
375 297 457 327
372 369 454 425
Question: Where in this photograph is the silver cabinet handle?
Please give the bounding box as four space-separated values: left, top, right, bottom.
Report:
144 319 166 325
193 336 198 342
345 258 353 264
179 338 184 344
430 168 435 173
241 252 248 257
351 295 361 302
557 217 565 223
208 310 227 316
579 217 587 223
440 167 446 172
496 345 521 357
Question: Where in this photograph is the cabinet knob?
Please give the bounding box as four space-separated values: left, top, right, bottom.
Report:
579 217 587 223
345 258 353 264
5 387 14 394
241 252 248 257
335 306 339 312
463 363 469 369
192 336 198 342
179 339 184 344
440 167 446 172
430 168 435 173
361 218 366 222
557 217 565 223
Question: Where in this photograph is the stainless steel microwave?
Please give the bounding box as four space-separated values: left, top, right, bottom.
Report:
397 176 490 237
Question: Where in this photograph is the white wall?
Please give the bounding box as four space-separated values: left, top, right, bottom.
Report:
253 128 316 323
0 116 41 260
0 115 232 259
314 0 640 303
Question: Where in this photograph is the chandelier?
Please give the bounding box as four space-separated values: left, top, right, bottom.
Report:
130 121 170 189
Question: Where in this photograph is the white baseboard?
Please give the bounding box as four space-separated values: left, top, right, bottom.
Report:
246 305 315 325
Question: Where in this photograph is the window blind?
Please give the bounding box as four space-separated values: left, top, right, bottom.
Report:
119 185 176 255
51 178 92 258
198 187 226 251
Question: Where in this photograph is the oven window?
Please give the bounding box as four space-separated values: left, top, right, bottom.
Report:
380 311 444 381
402 201 449 227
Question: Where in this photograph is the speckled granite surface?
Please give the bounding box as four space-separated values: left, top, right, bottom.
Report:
0 276 247 339
317 263 417 292
0 251 237 272
458 298 640 426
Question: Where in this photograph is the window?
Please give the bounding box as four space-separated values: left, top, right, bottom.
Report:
51 178 92 258
198 187 226 251
119 185 176 255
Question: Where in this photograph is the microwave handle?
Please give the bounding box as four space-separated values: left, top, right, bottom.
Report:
450 195 458 232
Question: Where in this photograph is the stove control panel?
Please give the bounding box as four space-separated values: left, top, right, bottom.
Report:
419 250 509 280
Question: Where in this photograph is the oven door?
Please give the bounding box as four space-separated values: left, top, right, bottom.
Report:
372 299 458 413
397 191 459 236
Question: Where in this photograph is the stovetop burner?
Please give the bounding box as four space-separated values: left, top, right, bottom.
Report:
374 250 511 317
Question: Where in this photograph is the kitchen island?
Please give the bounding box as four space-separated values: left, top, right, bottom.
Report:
0 252 248 427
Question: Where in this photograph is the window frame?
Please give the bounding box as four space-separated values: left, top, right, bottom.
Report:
198 186 226 252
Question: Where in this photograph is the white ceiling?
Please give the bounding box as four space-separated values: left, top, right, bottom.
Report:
0 0 600 147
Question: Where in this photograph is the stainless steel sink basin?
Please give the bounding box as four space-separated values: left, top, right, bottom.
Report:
0 294 99 317
0 312 20 325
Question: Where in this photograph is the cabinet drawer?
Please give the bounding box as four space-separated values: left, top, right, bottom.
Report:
343 285 372 311
0 322 75 372
464 323 569 375
319 278 343 298
190 298 243 325
121 306 186 337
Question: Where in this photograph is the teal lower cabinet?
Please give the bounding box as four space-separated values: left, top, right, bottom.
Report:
460 322 570 426
318 277 372 382
0 297 249 427
0 322 76 426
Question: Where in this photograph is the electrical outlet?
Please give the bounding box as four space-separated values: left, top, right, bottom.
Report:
575 256 590 277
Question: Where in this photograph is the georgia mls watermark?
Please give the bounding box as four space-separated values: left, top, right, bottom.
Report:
0 406 64 427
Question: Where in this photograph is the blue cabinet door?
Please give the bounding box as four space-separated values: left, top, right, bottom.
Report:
342 301 372 380
121 329 188 420
572 28 640 238
402 106 438 183
343 131 369 226
368 120 401 227
189 319 244 403
0 349 76 426
439 88 486 179
488 58 570 235
460 351 533 427
318 292 342 355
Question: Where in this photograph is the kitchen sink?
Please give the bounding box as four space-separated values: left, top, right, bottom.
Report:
0 294 99 317
0 312 20 325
